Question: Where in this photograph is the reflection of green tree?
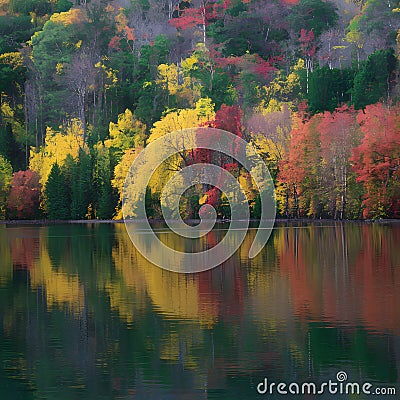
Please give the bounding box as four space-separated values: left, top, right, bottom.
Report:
310 324 398 383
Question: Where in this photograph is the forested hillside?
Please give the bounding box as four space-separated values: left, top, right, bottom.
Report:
0 0 399 220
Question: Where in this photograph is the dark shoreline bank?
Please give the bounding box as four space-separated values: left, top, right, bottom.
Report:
1 218 400 226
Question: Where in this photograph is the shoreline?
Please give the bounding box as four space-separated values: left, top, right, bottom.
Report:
1 218 400 226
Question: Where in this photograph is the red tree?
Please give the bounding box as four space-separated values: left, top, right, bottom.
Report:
7 170 41 219
351 103 400 218
319 105 360 219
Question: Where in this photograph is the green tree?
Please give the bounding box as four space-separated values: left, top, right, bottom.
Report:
0 155 12 219
93 144 114 219
307 67 354 114
352 48 398 109
0 122 23 170
45 162 70 219
289 0 339 38
70 148 92 220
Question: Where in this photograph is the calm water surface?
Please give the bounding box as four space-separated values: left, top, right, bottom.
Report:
0 221 399 399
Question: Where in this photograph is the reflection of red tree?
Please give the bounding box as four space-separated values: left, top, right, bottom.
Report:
11 236 38 270
352 226 400 333
277 226 400 334
279 228 323 319
197 231 244 322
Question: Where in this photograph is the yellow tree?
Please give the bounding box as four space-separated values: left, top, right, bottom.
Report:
112 147 143 219
29 120 86 187
105 109 146 163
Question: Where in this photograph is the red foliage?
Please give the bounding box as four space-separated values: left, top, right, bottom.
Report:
108 36 121 50
351 103 400 218
319 105 358 162
204 187 221 207
299 29 316 59
124 26 135 41
251 55 276 79
170 7 204 30
212 104 243 137
7 170 41 220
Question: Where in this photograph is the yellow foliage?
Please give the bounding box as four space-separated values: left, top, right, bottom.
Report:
29 121 86 186
157 56 201 106
0 52 24 69
195 97 214 119
114 9 128 33
1 98 25 141
49 8 86 26
0 226 12 286
112 148 143 219
55 62 64 74
30 239 84 316
148 106 213 143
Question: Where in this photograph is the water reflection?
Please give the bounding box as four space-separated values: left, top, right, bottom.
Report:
0 222 399 399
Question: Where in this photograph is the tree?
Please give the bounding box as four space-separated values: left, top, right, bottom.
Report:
112 148 143 219
0 122 23 170
7 170 41 219
70 148 92 220
319 105 362 219
351 103 400 218
0 154 12 219
29 121 85 188
307 67 354 113
44 162 70 220
352 48 398 109
93 143 114 219
288 0 339 38
105 109 146 164
278 115 323 218
299 29 316 94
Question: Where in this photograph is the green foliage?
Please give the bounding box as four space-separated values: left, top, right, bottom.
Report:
289 0 339 37
0 15 33 53
44 162 70 219
93 144 114 219
0 154 12 219
55 0 72 13
352 48 398 109
307 67 354 114
0 123 23 170
70 149 92 220
9 0 51 16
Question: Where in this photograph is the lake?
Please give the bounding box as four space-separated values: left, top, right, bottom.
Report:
0 221 399 399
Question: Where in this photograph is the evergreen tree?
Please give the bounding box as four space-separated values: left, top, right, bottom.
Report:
70 149 92 219
93 144 114 219
45 163 70 220
307 67 354 114
0 123 23 170
352 48 398 109
97 180 113 220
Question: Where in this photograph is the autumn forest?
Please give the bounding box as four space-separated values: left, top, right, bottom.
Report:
0 0 399 220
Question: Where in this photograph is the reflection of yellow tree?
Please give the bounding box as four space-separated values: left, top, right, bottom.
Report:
110 225 218 327
30 239 84 316
0 226 12 286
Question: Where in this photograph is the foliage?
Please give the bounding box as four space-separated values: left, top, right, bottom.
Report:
0 154 12 219
352 49 398 109
7 170 41 219
351 104 400 218
44 162 70 219
1 0 399 220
